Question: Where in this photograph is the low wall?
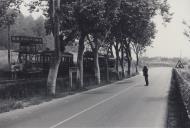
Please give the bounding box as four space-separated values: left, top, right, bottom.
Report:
172 69 190 118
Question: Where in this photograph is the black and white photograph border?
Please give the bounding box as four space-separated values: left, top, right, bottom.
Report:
0 0 190 128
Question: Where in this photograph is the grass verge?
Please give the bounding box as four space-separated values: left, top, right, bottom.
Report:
0 72 138 114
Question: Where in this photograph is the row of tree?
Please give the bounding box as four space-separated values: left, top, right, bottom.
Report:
1 0 172 95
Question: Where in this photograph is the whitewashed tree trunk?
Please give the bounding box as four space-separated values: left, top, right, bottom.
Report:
121 42 125 78
115 43 120 80
7 24 11 69
135 53 139 73
77 33 86 88
94 46 101 85
46 0 61 95
47 57 61 95
125 43 132 76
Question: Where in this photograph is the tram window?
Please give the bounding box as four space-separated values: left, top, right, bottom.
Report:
62 57 65 62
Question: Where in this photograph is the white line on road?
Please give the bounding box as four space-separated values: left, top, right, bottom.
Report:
49 84 137 128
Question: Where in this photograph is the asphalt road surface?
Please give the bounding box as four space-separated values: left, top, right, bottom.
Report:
0 67 172 128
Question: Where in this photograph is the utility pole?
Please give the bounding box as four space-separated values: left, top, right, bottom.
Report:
180 49 182 60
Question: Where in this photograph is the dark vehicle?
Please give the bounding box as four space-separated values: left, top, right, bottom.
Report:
83 51 115 75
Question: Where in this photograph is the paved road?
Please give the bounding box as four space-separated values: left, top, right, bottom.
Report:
0 67 172 128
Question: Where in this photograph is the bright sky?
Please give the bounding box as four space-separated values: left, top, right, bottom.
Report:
20 3 43 19
145 0 190 58
20 0 190 58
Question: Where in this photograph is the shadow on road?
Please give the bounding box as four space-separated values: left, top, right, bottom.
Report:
145 96 167 103
116 80 133 85
83 90 113 95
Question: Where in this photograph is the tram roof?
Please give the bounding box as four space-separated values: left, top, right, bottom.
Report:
12 50 42 54
12 50 73 57
11 36 43 44
84 51 114 58
41 51 73 57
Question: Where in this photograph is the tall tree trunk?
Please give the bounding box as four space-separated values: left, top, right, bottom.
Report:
47 56 61 95
92 36 101 84
115 44 120 80
105 45 113 82
105 55 109 82
93 46 101 85
125 43 132 76
87 35 101 84
46 0 61 96
135 53 139 73
127 58 131 76
7 24 11 69
121 42 125 78
77 33 86 88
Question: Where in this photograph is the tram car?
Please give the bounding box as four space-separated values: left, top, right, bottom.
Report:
40 50 74 77
83 51 115 75
11 36 74 78
10 36 115 79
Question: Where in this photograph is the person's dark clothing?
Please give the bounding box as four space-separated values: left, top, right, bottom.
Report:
143 66 148 76
143 66 149 86
144 75 149 86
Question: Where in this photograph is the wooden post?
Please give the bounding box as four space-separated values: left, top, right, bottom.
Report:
69 67 79 89
69 71 73 88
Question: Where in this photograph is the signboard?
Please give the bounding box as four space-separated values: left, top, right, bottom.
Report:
11 36 43 44
175 60 184 68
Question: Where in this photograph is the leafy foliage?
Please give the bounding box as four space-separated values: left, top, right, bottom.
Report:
183 21 190 42
27 0 172 52
0 0 22 27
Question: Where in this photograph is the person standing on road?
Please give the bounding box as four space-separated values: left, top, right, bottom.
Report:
143 66 149 86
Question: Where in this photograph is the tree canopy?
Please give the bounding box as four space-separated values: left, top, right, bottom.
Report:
0 0 22 27
183 21 190 42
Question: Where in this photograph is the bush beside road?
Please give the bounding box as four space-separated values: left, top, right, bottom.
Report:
173 69 190 117
168 69 190 127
